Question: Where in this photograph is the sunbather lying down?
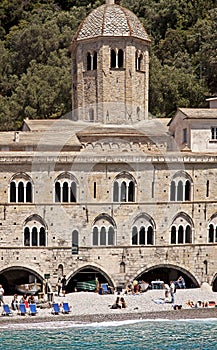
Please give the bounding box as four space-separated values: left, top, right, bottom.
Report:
186 300 216 308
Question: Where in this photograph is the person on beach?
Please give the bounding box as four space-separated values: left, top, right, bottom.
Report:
20 294 29 309
0 284 4 305
163 283 170 301
120 297 127 308
11 294 19 311
61 275 67 297
110 297 121 309
170 280 175 304
177 276 186 289
57 277 62 296
28 294 36 304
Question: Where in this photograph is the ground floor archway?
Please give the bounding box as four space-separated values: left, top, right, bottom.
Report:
135 264 200 288
0 266 44 295
212 274 217 292
66 265 114 293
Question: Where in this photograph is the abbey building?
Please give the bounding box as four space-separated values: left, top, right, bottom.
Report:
0 0 217 294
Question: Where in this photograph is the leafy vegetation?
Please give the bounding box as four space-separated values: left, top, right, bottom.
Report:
0 0 216 129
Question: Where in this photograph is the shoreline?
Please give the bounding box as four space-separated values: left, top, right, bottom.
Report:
0 308 217 326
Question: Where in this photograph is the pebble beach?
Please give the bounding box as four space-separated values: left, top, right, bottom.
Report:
0 285 217 326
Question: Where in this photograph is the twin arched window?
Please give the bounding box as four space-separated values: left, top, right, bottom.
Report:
111 49 124 69
92 215 115 246
24 215 46 247
132 214 154 245
113 173 136 202
55 173 77 203
136 52 143 71
10 174 33 203
170 214 192 244
87 52 97 71
170 172 192 201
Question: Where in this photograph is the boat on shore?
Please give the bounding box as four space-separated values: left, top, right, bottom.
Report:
15 282 41 295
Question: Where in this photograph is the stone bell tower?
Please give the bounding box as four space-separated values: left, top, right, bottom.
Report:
71 0 151 124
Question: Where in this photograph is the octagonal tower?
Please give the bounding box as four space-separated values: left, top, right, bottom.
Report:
71 0 151 124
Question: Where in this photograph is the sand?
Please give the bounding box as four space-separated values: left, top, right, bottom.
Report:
0 288 216 326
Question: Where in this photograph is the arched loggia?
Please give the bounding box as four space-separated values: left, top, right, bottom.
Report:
0 266 45 295
132 264 200 289
66 265 114 293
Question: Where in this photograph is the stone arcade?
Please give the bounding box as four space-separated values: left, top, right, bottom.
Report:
0 0 217 294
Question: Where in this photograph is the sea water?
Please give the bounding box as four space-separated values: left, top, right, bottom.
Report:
0 318 217 350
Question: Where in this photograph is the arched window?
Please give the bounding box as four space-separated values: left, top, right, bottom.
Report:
136 52 144 71
87 52 91 71
147 226 153 245
89 108 94 122
120 262 125 273
177 181 183 201
10 182 16 202
132 226 138 245
70 182 76 202
170 172 192 202
139 227 145 245
110 49 124 68
23 215 47 247
9 174 33 203
92 215 116 246
131 214 155 246
113 181 119 202
185 180 191 201
93 52 97 70
24 227 30 246
208 221 217 243
39 227 46 246
171 226 176 244
55 182 61 202
26 182 32 202
54 173 78 203
170 181 175 201
185 225 192 243
72 230 79 254
170 214 193 244
118 49 123 68
100 227 106 245
121 181 127 202
136 107 141 121
111 49 116 68
87 51 97 71
128 181 135 202
113 173 136 202
108 227 115 245
93 227 98 246
32 227 38 246
62 182 68 202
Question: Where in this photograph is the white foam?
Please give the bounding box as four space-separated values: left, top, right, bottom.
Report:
1 317 216 331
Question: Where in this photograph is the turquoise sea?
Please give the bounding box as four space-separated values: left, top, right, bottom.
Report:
0 318 217 350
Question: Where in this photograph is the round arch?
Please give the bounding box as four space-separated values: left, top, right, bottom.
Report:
66 264 115 293
134 263 200 288
0 266 44 295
